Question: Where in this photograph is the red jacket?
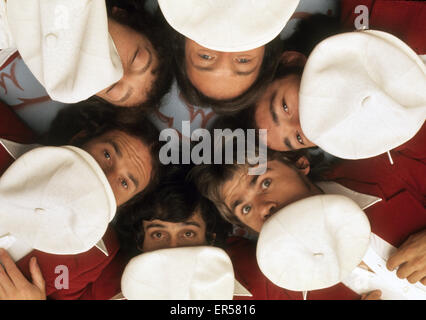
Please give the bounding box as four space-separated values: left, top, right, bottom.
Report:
340 0 426 54
227 123 426 300
0 101 122 300
16 226 122 300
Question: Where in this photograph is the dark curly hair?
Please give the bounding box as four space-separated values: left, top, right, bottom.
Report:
115 164 232 255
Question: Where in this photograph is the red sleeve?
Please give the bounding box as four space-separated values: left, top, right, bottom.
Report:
226 237 293 300
340 0 426 54
393 122 426 164
0 101 37 174
78 250 130 300
16 225 121 300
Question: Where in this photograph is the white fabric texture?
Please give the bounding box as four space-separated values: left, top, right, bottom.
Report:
299 30 426 159
158 0 299 51
343 234 426 300
121 246 235 300
0 146 116 257
0 0 13 48
256 194 371 291
5 0 123 103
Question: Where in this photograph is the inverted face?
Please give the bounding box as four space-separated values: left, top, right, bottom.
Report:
185 39 265 100
82 130 153 207
141 210 207 252
221 160 320 232
254 74 316 151
96 18 159 107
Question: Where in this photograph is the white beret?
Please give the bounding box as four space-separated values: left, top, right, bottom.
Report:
121 246 235 300
158 0 299 52
299 30 426 159
6 0 123 103
0 146 116 255
256 194 371 291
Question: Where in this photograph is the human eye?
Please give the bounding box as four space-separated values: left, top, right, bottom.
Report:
183 230 196 238
199 53 213 60
261 178 272 190
103 150 111 160
282 102 289 113
236 57 251 64
242 205 252 216
120 178 129 190
131 48 139 64
151 231 164 240
296 133 304 145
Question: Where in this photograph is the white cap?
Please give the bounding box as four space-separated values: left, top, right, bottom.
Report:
158 0 299 52
121 246 235 300
6 0 123 103
256 194 371 291
0 146 116 255
299 30 426 159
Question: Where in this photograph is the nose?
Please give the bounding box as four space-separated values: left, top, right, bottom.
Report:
213 53 235 77
168 236 179 249
282 111 301 132
260 202 277 221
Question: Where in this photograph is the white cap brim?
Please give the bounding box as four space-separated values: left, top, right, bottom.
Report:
257 194 371 291
158 0 299 52
300 30 426 159
121 246 235 300
0 146 116 255
6 0 123 103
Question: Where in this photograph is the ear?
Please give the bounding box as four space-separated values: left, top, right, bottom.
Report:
294 156 310 176
279 51 307 68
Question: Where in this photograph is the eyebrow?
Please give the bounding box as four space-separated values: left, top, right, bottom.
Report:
249 174 260 187
181 221 201 228
145 223 166 230
110 47 153 104
108 140 140 188
135 46 153 75
116 87 133 104
284 137 294 151
108 140 122 157
129 173 139 189
269 91 279 125
145 221 202 230
231 199 242 212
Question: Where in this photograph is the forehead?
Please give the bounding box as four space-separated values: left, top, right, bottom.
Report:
221 166 253 203
109 18 147 45
88 129 143 146
143 210 207 230
221 160 294 202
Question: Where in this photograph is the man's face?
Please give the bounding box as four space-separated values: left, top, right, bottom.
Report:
221 160 320 232
254 74 316 151
141 210 207 252
185 38 265 100
96 18 159 107
82 130 153 207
